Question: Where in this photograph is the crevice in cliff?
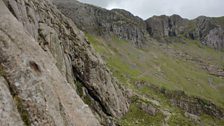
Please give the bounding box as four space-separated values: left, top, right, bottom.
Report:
0 65 31 126
73 69 112 117
3 1 17 19
14 95 31 126
59 101 69 126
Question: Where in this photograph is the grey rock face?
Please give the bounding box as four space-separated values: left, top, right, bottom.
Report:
145 15 189 38
139 103 157 116
166 91 224 119
0 76 24 126
203 27 224 49
54 0 149 47
195 17 224 49
146 15 224 49
0 1 100 125
1 0 129 125
54 0 224 49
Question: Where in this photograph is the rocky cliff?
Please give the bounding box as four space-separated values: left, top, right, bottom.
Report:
0 0 129 125
53 0 149 47
146 15 224 49
54 0 224 50
145 14 189 38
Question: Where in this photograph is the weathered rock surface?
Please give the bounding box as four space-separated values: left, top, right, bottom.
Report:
138 103 157 116
0 1 100 125
145 84 224 119
146 15 224 49
0 76 24 126
55 0 224 50
145 15 189 38
165 90 224 119
1 0 129 125
53 0 149 47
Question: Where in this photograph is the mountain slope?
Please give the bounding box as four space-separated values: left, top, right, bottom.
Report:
85 33 224 126
54 0 224 125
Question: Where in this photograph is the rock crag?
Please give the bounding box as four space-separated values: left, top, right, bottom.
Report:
55 0 224 50
54 0 149 47
0 0 129 125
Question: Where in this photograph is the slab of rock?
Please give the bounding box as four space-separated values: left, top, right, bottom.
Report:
0 0 100 125
1 0 129 125
139 103 157 116
0 76 24 126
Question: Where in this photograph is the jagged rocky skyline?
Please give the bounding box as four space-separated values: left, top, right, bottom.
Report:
78 0 224 19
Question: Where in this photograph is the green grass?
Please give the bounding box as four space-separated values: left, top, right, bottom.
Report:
87 34 224 107
0 65 5 76
200 114 224 126
86 34 224 125
15 96 31 126
117 103 164 126
168 113 198 126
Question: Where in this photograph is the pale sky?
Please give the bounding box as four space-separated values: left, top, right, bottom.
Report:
78 0 224 19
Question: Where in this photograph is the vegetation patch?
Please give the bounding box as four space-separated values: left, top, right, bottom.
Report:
0 64 5 76
117 103 164 126
14 96 31 126
86 34 224 125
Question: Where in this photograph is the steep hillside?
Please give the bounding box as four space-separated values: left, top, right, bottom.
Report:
0 0 129 125
54 0 224 125
85 34 224 126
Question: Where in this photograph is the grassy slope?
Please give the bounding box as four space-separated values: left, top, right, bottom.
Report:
86 34 224 125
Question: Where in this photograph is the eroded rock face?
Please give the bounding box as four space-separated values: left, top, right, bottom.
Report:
194 17 224 50
53 0 149 47
203 27 224 50
146 15 224 49
0 1 100 125
1 0 129 125
145 15 189 38
0 76 24 126
54 0 224 50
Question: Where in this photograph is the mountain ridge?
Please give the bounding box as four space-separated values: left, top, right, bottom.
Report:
54 0 224 50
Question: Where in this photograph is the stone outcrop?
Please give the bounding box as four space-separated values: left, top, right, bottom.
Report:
146 15 224 49
53 0 149 47
152 85 224 119
195 17 224 49
145 14 189 38
0 0 129 125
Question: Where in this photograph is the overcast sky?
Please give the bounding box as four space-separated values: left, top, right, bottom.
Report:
78 0 224 19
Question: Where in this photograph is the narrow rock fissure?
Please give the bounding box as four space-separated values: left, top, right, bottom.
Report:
2 75 31 126
59 101 69 126
3 1 17 19
73 69 112 117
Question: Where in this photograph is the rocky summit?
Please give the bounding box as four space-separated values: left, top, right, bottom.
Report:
0 0 224 126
